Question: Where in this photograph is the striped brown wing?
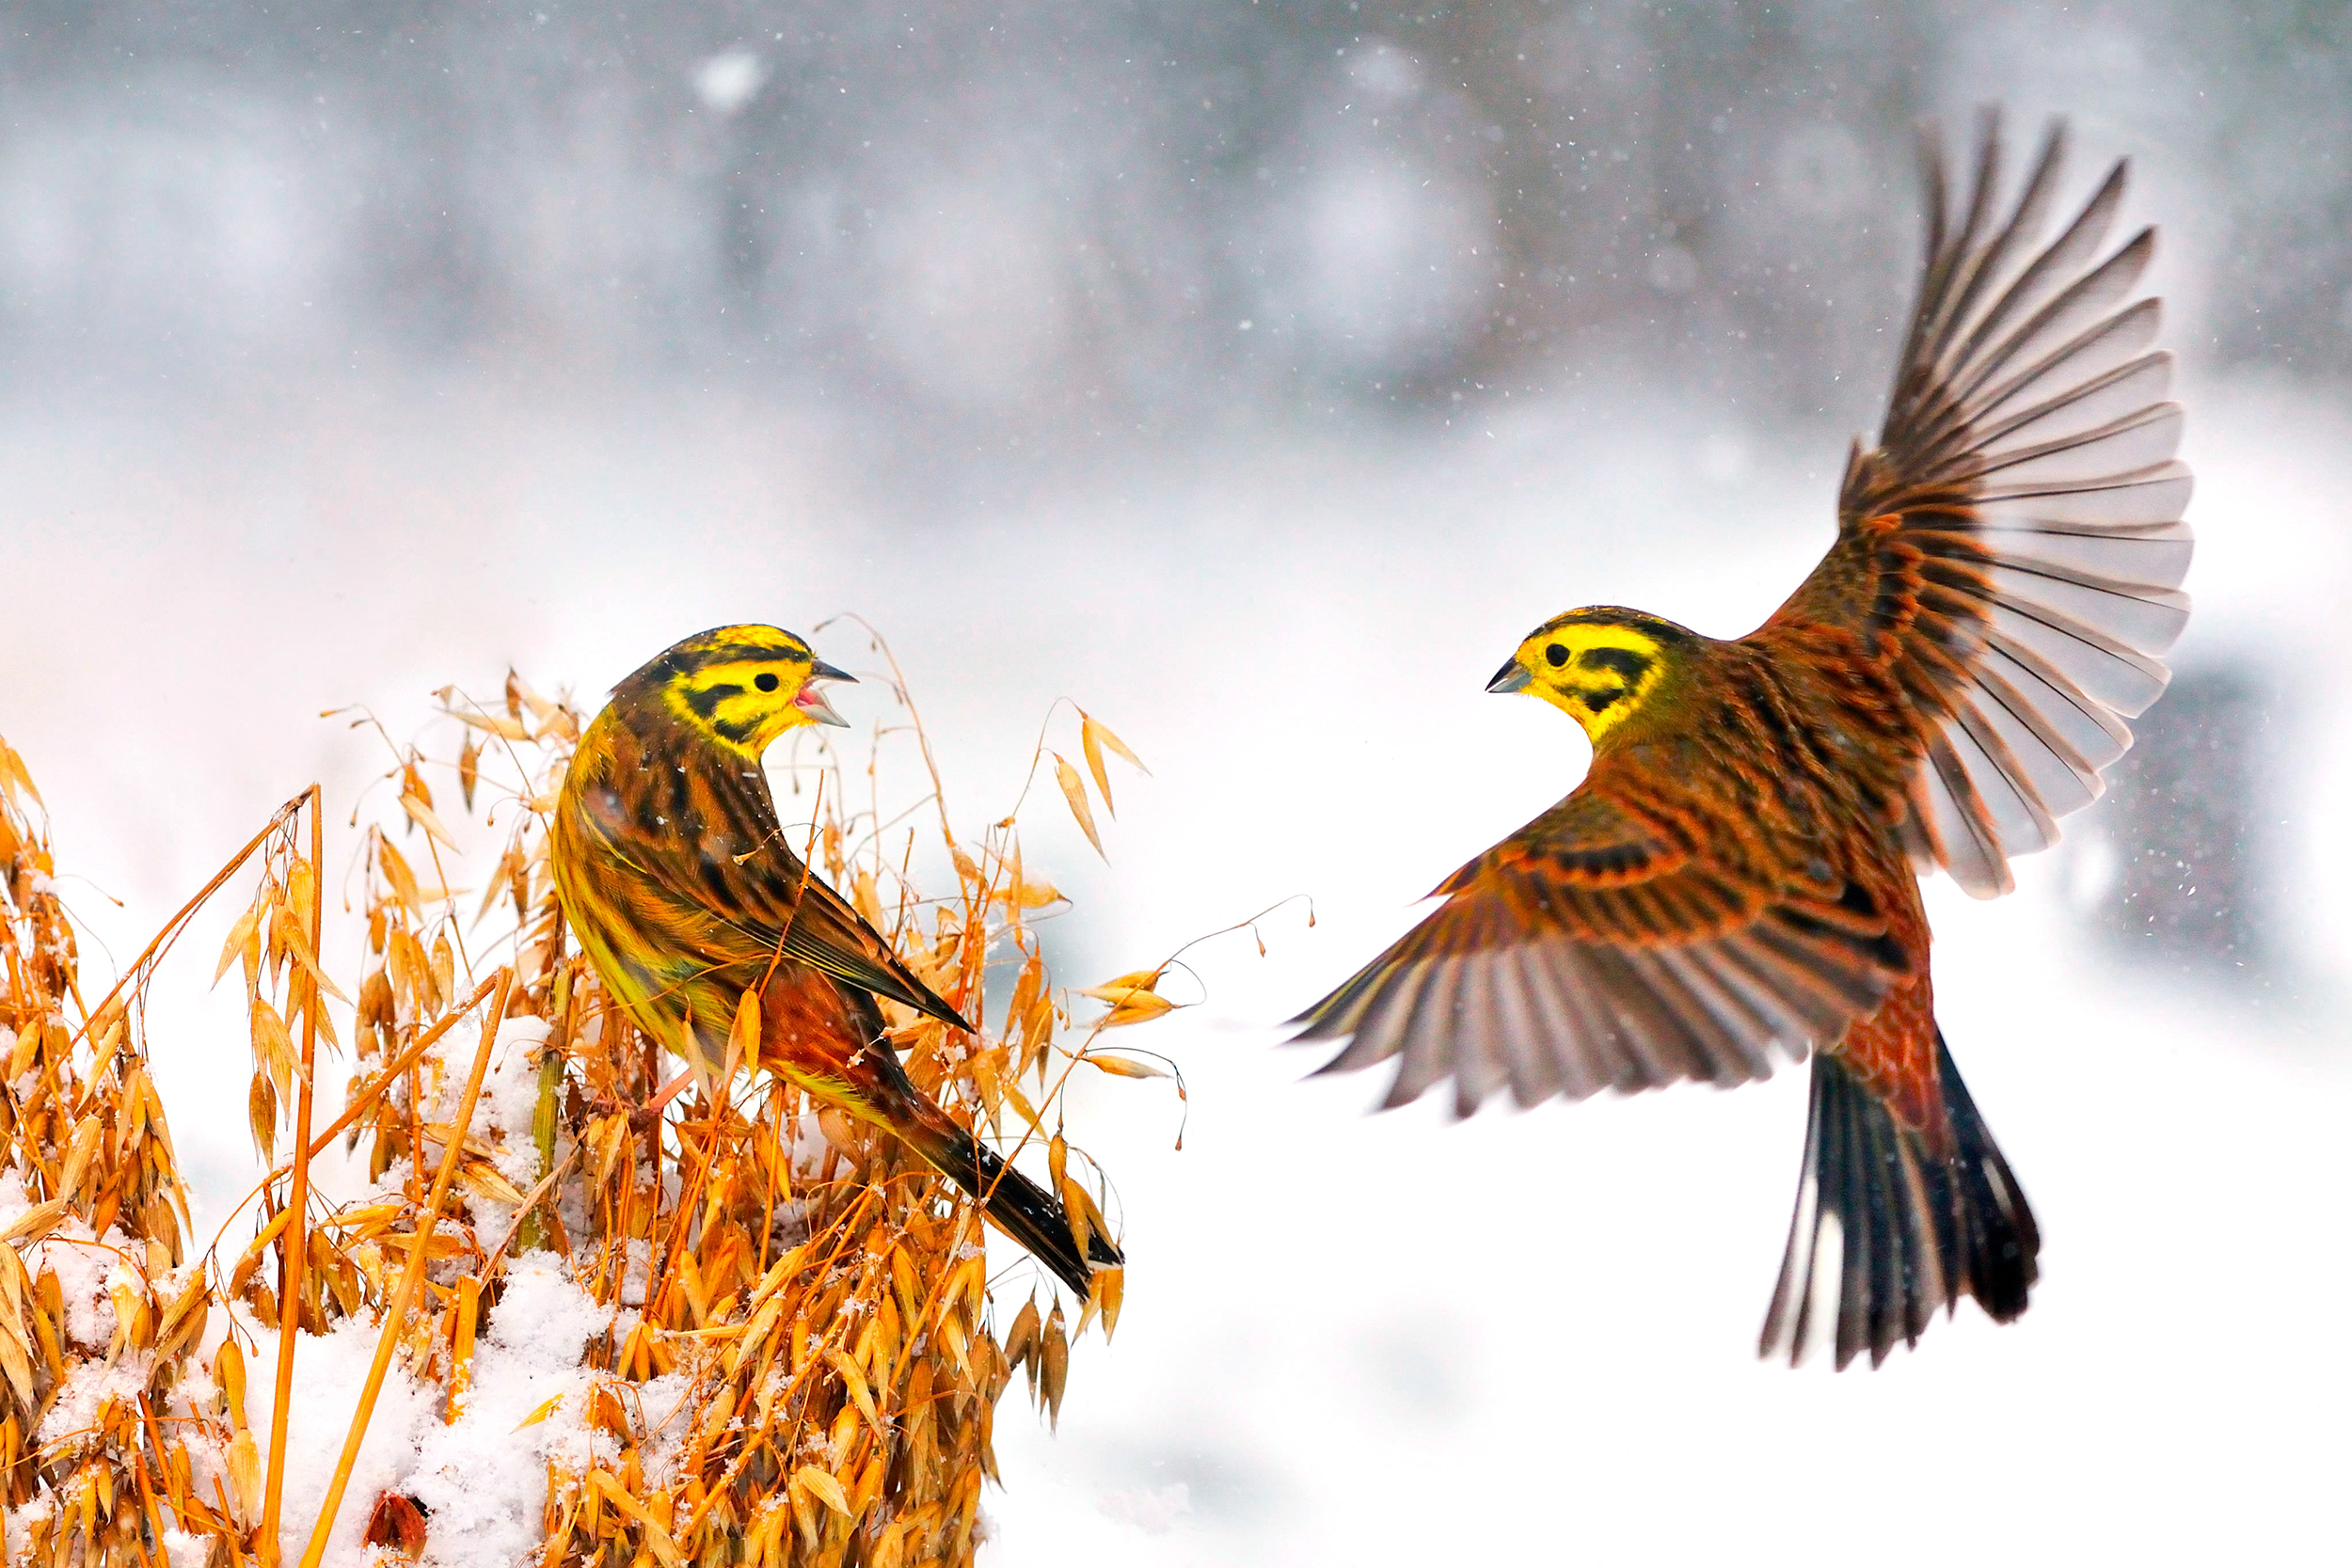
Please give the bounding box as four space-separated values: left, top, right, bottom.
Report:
753 866 970 1030
571 734 969 1031
1292 782 1910 1117
1765 116 2191 897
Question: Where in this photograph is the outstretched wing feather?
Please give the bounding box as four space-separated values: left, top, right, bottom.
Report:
1294 784 1907 1115
1763 115 2191 897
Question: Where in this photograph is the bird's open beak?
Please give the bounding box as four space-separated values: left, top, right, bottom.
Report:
1486 658 1533 695
796 659 855 727
794 686 850 727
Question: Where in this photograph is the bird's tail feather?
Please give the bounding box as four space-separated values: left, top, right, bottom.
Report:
1759 1029 2039 1369
899 1108 1121 1299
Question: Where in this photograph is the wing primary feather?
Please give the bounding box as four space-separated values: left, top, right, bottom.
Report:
1952 228 2153 407
1288 967 1377 1041
1692 937 1817 1062
1561 944 1658 1087
1973 352 2171 460
1289 932 1411 1040
1445 959 1510 1119
1445 957 1499 1118
1961 667 2104 815
1655 945 1779 1081
1380 965 1448 1111
1929 119 2067 372
1982 559 2189 655
1489 947 1563 1107
1915 739 2014 899
1309 958 1432 1076
1523 945 1613 1101
1620 949 1739 1085
1975 458 2192 529
1966 298 2160 429
1582 944 1704 1088
1977 636 2132 768
1946 699 2062 853
1977 519 2193 595
1976 404 2184 490
1986 598 2175 714
1915 342 2169 481
1922 109 2007 356
1948 150 2125 380
1758 120 2185 898
1892 119 1956 388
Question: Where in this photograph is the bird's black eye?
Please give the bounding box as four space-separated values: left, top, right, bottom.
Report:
754 672 780 692
1545 643 1568 668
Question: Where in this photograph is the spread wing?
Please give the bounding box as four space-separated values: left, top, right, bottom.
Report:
578 768 970 1031
1765 116 2192 897
1290 776 1910 1117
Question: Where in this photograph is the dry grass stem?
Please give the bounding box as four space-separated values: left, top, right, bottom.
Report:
260 785 324 1566
296 969 513 1568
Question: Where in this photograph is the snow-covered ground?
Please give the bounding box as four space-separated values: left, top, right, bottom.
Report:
1 358 2345 1562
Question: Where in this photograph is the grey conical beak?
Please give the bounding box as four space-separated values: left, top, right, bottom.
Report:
796 660 852 727
795 686 849 727
1486 659 1533 694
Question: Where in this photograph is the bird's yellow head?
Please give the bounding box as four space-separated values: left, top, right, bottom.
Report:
616 624 855 754
1486 607 1692 744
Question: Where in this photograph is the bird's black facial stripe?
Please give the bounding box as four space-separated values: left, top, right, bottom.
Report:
754 672 780 692
682 682 742 721
1579 647 1652 683
1584 687 1625 714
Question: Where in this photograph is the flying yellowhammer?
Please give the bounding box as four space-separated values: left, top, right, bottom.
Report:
1295 119 2190 1368
551 625 1122 1296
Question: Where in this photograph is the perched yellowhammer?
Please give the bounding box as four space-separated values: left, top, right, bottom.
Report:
551 624 1122 1296
1295 119 2191 1367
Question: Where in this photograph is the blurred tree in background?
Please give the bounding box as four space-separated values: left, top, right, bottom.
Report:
4 0 2347 427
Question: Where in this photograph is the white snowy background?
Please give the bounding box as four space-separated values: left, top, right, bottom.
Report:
2 3 2347 1563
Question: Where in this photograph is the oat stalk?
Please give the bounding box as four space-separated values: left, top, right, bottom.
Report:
261 784 324 1565
297 968 514 1568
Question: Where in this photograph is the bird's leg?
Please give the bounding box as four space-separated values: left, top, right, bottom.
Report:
634 1067 697 1132
584 1065 698 1139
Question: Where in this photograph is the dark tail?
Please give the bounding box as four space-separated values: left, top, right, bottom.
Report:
835 994 1121 1298
903 1114 1122 1298
1759 1031 2039 1369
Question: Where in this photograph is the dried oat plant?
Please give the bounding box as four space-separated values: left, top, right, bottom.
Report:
0 731 235 1564
0 638 1162 1567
